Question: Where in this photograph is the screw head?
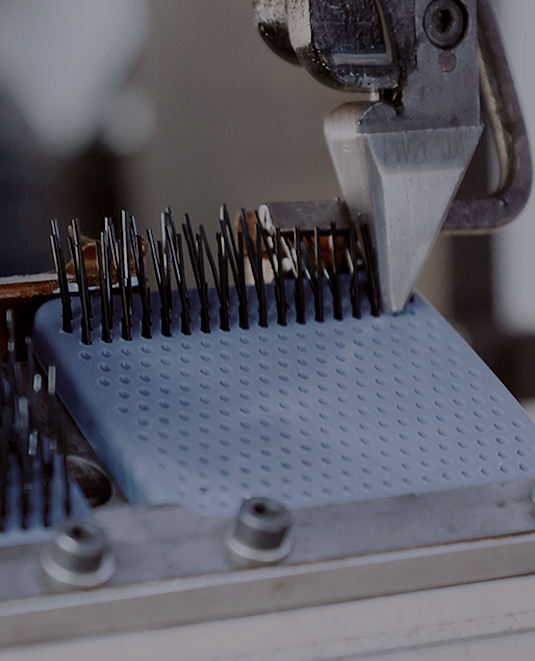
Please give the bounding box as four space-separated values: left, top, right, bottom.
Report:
424 0 467 50
41 520 115 589
225 497 293 566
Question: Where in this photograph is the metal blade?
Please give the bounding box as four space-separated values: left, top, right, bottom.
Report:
325 102 483 312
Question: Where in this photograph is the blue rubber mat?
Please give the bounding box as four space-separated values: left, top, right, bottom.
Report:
33 283 535 516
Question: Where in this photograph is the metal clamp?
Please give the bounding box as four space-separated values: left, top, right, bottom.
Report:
254 0 532 312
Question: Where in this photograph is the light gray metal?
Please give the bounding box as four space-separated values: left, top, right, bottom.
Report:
258 200 351 232
40 519 115 589
253 0 299 65
1 478 535 647
325 0 483 312
224 497 292 566
326 107 482 312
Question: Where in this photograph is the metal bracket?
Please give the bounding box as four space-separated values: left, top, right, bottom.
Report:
444 0 532 231
2 479 535 647
254 0 532 233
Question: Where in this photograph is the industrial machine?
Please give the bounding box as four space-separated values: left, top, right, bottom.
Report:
1 1 535 658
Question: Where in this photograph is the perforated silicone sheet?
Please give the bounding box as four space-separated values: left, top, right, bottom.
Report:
33 284 535 516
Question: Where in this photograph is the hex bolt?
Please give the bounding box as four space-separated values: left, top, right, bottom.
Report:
224 497 293 566
424 0 467 50
41 520 115 589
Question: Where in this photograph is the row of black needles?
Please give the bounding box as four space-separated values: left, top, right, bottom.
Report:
50 207 381 345
0 311 70 532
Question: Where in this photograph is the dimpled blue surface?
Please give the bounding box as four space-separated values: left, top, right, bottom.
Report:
33 282 535 516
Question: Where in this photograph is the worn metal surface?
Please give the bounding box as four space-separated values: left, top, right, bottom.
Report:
326 109 483 312
443 0 532 232
256 0 531 235
254 0 416 91
253 0 299 65
258 4 531 237
7 575 535 661
258 200 351 232
255 0 532 311
325 0 482 312
1 478 535 646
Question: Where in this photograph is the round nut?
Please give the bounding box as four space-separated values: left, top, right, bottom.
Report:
225 497 292 566
41 520 115 588
424 0 467 50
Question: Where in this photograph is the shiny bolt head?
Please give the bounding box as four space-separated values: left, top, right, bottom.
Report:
424 0 468 50
41 520 115 589
225 497 292 567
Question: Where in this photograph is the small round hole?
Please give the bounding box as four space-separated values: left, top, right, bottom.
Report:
67 456 113 508
68 524 93 542
433 8 453 33
253 501 278 517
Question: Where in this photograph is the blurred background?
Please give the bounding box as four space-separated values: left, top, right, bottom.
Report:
0 0 533 403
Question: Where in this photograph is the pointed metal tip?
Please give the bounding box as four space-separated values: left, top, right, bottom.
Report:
325 103 483 314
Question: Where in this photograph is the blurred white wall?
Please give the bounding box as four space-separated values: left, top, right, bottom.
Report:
492 0 535 333
124 1 360 233
0 0 148 154
0 0 150 274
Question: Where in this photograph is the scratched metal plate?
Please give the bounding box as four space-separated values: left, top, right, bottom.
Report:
32 283 535 515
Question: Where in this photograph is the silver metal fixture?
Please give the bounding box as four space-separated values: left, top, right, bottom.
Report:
254 0 532 313
224 497 292 566
40 519 115 589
